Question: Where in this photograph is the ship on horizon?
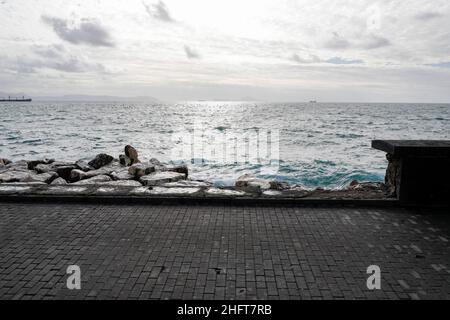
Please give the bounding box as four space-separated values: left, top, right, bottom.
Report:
0 95 32 102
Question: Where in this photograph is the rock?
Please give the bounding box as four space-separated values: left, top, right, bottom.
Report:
349 180 359 188
235 174 271 193
0 158 12 166
27 158 54 170
88 153 114 169
162 180 212 188
49 161 74 167
149 158 162 166
262 190 283 197
143 187 202 196
0 160 29 173
0 170 33 183
139 171 186 186
97 180 142 187
70 169 88 182
124 145 140 165
75 160 94 172
119 154 132 166
350 182 384 191
55 165 77 181
51 177 68 185
269 181 290 190
25 172 58 184
110 169 135 180
71 161 123 182
385 153 401 197
164 164 189 176
34 163 53 173
72 175 112 185
279 187 311 198
205 188 246 197
128 163 155 178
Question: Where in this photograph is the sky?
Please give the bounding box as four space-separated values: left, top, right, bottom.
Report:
0 0 450 102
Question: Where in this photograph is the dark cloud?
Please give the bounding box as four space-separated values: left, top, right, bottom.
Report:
41 15 115 47
184 45 200 59
142 1 174 22
414 11 443 21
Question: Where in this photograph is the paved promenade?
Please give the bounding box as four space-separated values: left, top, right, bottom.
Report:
0 202 449 300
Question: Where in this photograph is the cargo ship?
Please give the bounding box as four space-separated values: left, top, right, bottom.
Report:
0 96 32 102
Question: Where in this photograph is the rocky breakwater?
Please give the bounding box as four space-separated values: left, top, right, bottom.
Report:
0 146 389 200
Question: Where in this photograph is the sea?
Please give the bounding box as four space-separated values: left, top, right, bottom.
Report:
1 101 449 189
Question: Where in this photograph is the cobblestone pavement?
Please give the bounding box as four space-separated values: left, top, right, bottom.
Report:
0 202 449 300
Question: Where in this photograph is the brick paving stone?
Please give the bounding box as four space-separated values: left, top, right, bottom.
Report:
0 202 449 300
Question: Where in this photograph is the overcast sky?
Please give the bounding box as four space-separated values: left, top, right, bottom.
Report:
1 0 450 102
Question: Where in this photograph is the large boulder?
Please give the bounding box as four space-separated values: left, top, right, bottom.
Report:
55 165 77 181
162 180 212 188
34 163 53 173
269 181 290 191
128 162 155 178
75 160 94 172
0 170 33 183
51 177 68 185
140 171 186 186
163 164 189 177
72 175 112 185
88 153 114 169
119 154 132 166
0 158 12 166
235 174 271 194
70 169 88 182
0 160 29 173
110 168 135 181
27 158 54 170
71 161 123 182
26 172 58 184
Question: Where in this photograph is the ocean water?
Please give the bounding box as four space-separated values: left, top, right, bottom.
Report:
1 101 449 189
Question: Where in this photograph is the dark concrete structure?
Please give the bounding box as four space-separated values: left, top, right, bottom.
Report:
372 140 450 205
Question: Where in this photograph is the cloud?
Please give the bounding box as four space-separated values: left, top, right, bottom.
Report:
4 44 108 74
428 61 450 68
325 57 364 65
414 11 444 21
361 35 391 49
324 33 351 50
143 1 174 22
41 15 115 47
291 53 320 64
290 53 363 65
184 45 200 59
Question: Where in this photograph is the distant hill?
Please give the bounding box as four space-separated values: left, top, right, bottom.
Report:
34 94 160 102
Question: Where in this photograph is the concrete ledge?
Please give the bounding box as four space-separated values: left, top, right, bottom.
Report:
0 193 400 207
372 140 450 157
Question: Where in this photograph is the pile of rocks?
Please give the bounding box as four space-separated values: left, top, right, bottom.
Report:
0 146 388 199
0 145 189 188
